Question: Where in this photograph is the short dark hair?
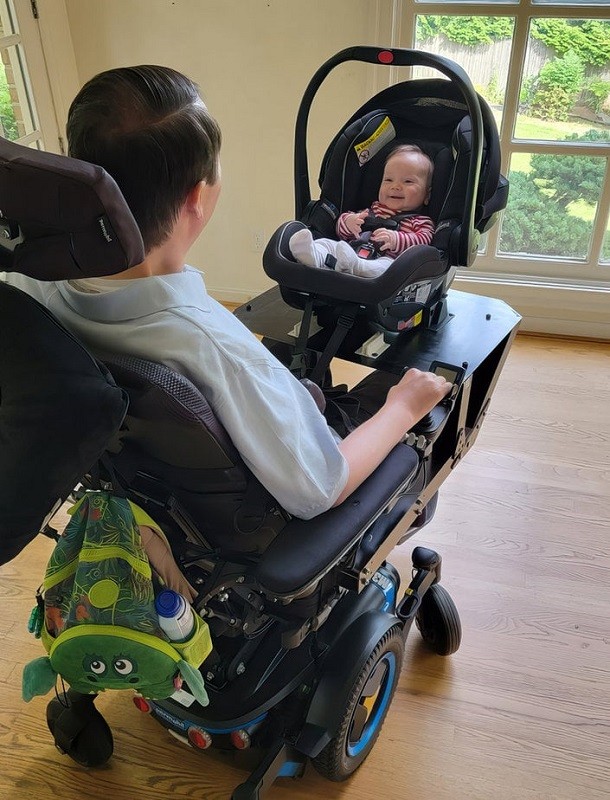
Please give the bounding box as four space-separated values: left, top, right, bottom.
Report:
67 65 221 251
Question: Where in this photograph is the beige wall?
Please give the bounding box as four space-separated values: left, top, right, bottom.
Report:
64 0 388 301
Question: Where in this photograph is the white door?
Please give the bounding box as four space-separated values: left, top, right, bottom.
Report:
0 0 61 151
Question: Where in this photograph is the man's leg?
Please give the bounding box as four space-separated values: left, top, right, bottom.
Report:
322 369 402 437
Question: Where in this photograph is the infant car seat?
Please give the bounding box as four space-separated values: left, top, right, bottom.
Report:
263 48 508 379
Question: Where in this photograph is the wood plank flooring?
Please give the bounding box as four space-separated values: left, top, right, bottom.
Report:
1 334 608 800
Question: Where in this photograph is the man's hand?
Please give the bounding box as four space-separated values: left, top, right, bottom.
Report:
386 368 452 422
334 368 453 507
343 211 367 237
370 227 398 252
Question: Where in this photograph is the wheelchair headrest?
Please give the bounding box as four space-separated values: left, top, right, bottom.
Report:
311 78 501 234
0 137 145 280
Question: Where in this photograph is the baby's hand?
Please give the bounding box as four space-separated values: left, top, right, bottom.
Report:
344 211 367 237
371 228 398 252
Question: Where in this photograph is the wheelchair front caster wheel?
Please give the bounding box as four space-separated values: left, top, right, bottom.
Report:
416 583 462 656
312 625 404 781
46 690 114 768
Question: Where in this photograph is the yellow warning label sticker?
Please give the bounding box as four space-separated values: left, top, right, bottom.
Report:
397 310 423 332
354 116 396 166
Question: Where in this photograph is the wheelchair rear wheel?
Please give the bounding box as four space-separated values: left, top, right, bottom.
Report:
312 624 404 781
415 583 462 656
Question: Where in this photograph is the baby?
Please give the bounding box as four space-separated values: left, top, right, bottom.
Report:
289 144 435 278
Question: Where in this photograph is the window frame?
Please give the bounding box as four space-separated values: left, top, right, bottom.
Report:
2 0 63 151
382 0 610 287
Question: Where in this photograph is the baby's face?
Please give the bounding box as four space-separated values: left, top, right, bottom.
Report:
378 152 431 213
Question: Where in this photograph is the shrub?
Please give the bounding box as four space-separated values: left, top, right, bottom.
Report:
581 79 610 116
500 172 592 258
0 70 18 140
485 72 504 106
529 130 606 209
529 51 585 122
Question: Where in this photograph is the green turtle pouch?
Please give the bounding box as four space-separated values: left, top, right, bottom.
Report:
23 491 211 707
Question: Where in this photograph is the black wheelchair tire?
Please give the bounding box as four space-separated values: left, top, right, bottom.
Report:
415 583 462 656
46 691 114 768
312 624 404 781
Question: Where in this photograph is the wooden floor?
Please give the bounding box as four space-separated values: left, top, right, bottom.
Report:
1 334 609 800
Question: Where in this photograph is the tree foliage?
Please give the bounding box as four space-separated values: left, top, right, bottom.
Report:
0 70 18 140
416 16 513 47
530 19 610 68
500 172 591 259
417 16 610 68
529 131 607 209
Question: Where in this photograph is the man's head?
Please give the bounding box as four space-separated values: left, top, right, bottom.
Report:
378 144 433 213
67 65 222 252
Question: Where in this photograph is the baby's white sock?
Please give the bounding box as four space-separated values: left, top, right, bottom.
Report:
335 241 392 278
335 241 361 274
289 229 327 269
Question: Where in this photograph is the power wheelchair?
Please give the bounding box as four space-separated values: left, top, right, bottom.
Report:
0 48 520 800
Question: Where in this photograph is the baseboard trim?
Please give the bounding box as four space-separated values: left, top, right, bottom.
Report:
453 276 610 341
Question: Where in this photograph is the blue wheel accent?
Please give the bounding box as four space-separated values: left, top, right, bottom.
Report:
346 651 397 757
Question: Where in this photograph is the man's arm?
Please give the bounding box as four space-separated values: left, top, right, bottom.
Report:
333 368 450 505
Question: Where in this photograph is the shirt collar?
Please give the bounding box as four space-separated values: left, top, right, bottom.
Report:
56 266 211 322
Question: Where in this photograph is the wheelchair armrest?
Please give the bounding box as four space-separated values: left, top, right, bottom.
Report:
254 442 419 597
263 221 447 306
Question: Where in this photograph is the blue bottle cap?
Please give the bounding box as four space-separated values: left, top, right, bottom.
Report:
155 589 183 618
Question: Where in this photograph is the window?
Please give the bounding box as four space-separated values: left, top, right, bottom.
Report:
0 0 57 150
398 2 610 285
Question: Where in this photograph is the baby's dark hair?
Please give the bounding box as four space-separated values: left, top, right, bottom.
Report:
385 144 434 184
67 65 221 252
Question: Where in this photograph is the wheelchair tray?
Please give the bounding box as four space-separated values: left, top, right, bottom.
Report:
236 287 521 598
235 286 520 381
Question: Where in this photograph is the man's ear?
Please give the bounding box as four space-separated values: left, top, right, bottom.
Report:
185 181 206 219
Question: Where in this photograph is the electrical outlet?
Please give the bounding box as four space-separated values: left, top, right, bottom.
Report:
253 230 265 252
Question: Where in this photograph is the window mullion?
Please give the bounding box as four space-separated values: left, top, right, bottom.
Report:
587 156 610 267
499 11 529 171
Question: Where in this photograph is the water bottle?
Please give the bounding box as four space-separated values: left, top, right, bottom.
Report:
155 589 195 642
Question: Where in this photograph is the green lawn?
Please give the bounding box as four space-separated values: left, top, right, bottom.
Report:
513 115 608 142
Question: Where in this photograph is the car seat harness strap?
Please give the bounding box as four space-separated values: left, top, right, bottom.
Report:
309 306 358 387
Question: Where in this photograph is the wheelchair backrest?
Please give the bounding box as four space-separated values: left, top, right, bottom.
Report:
100 354 283 556
304 79 507 259
0 282 127 565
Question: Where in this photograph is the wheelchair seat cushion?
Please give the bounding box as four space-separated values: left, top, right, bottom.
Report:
0 283 128 564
